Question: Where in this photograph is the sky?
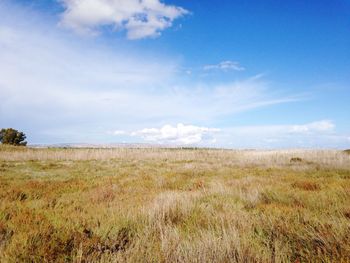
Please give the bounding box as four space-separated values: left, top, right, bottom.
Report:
0 0 349 148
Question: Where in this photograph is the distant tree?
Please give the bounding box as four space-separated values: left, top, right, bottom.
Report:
0 128 27 146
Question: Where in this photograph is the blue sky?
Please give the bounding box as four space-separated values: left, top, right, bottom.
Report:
0 0 349 148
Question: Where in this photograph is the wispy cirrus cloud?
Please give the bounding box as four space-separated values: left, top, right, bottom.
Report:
59 0 189 39
0 3 307 145
203 60 245 72
0 12 298 133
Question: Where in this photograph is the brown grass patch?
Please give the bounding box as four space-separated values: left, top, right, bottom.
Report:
89 185 117 204
292 181 321 191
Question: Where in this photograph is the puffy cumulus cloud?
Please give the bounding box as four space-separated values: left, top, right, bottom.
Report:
203 61 245 72
59 0 189 39
132 124 220 145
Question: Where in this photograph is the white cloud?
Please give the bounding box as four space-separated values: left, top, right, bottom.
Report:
227 120 335 137
132 124 220 145
112 130 126 135
213 120 344 149
289 120 335 134
0 18 296 136
203 61 245 71
0 4 303 144
59 0 189 39
126 120 348 148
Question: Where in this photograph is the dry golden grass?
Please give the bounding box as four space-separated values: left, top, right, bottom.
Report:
1 146 349 169
0 146 350 262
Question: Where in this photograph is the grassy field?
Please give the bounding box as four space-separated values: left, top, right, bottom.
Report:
0 146 350 262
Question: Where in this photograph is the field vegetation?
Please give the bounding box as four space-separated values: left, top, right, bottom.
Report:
0 146 350 262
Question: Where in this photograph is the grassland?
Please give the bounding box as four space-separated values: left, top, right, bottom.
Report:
0 146 350 262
